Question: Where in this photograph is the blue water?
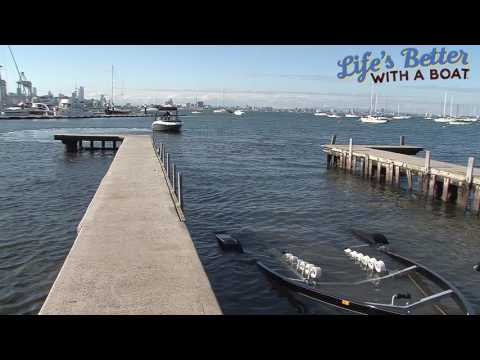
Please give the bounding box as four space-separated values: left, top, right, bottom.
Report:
1 113 480 314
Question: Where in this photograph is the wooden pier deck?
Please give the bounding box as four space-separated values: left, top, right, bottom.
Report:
41 135 221 314
323 137 480 214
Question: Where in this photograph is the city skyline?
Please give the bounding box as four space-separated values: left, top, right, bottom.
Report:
1 45 479 114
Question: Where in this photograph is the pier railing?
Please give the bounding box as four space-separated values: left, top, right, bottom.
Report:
153 141 186 222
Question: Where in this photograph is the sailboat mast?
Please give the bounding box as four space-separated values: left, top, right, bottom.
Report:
111 65 114 107
374 94 378 113
450 96 453 118
397 104 400 116
443 92 447 117
369 83 373 114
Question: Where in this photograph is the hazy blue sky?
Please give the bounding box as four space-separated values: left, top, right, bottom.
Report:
0 45 478 114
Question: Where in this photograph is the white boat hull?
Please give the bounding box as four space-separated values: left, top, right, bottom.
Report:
233 110 244 115
152 120 182 131
360 116 388 124
434 118 451 123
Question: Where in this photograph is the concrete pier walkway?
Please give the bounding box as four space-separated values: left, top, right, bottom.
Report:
40 135 221 314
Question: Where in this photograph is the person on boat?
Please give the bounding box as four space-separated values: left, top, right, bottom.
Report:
165 111 171 120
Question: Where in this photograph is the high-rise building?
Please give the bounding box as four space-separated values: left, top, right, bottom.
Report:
79 86 85 101
32 87 37 97
196 101 204 108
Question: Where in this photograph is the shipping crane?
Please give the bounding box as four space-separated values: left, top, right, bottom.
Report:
8 45 32 100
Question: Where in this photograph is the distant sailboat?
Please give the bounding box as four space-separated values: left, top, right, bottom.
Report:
360 85 388 124
434 92 451 122
392 104 410 119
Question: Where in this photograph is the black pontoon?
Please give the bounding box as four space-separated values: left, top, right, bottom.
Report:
257 230 474 315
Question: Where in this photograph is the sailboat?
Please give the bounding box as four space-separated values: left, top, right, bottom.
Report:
361 87 388 124
434 92 451 122
344 109 359 118
213 89 227 113
392 104 410 119
105 65 130 115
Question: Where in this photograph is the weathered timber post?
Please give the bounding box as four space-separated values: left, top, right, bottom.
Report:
90 140 94 149
364 155 369 178
79 140 83 150
424 151 431 173
406 169 413 191
441 177 451 202
348 138 353 171
473 185 480 215
326 154 332 169
63 140 78 152
101 140 105 149
466 157 475 185
417 173 424 194
376 162 382 182
394 165 400 186
352 156 357 174
113 140 116 150
457 182 469 210
368 157 373 179
330 135 336 145
400 136 405 146
428 174 437 198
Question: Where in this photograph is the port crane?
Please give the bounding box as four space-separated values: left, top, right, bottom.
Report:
8 45 33 100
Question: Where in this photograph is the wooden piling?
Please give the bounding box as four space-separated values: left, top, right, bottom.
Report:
394 165 400 186
406 169 413 191
352 156 357 174
348 138 353 171
102 141 105 149
441 177 451 202
417 173 424 194
457 182 469 210
422 174 430 194
376 162 382 182
330 135 336 145
428 174 437 198
90 140 94 148
400 136 405 146
79 141 83 149
466 157 475 185
424 151 431 173
368 157 373 179
326 154 332 169
473 185 480 215
113 140 116 150
166 153 170 179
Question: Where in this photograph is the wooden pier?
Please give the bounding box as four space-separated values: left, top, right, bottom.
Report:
54 134 124 152
323 136 480 215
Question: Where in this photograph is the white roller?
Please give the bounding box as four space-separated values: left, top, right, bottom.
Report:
361 255 371 266
374 260 387 273
291 256 298 266
344 248 352 255
304 263 313 276
309 266 322 279
349 251 358 259
298 260 306 272
368 257 377 270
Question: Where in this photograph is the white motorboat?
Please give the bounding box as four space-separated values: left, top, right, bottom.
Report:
151 106 182 132
191 111 202 114
213 108 226 113
313 112 327 116
360 115 388 124
461 117 478 122
434 117 451 123
326 113 340 118
345 113 359 118
233 110 244 115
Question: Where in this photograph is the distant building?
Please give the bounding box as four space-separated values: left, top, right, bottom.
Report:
166 98 174 106
79 86 85 101
0 79 6 107
196 101 204 108
32 87 37 97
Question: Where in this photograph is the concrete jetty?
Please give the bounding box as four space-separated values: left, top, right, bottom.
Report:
323 135 480 214
40 135 221 314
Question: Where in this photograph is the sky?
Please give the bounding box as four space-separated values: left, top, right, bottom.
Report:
0 45 479 114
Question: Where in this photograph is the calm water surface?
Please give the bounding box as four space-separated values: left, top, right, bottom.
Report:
1 113 480 314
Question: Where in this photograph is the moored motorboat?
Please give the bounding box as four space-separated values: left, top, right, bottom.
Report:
233 110 245 116
151 106 182 132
